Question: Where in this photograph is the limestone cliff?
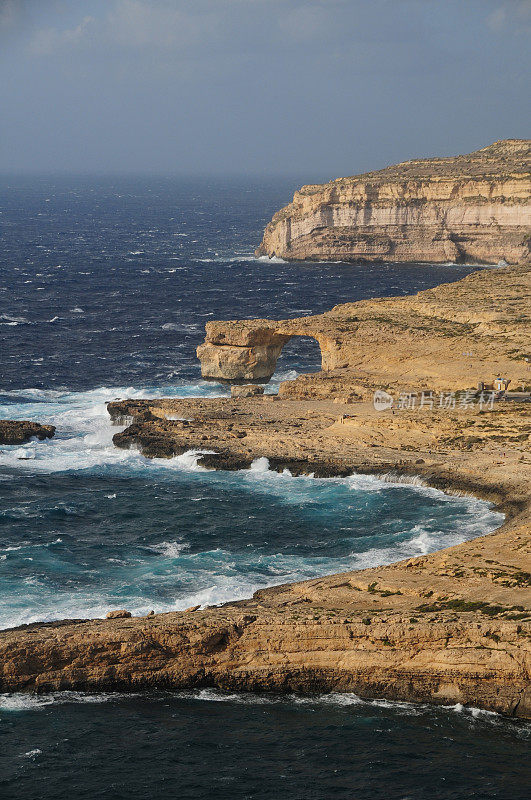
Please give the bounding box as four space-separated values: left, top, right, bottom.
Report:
256 139 531 265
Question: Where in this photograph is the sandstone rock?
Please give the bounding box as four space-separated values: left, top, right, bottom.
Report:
197 265 531 391
0 421 56 445
256 139 530 265
185 605 201 612
231 384 265 398
197 341 287 382
105 610 132 619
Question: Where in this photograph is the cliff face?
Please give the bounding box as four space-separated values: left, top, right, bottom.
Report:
256 139 531 264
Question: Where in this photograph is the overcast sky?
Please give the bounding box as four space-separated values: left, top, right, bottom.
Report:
1 0 529 177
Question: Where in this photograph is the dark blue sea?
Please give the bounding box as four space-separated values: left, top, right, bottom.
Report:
0 177 527 799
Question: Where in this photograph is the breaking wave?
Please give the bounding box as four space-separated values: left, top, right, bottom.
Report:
0 384 503 630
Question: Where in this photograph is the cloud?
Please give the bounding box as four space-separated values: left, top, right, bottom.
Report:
487 0 531 32
23 0 379 59
28 14 95 55
106 0 216 49
26 1 214 56
0 0 18 30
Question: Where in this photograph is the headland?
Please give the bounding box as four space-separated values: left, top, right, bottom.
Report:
256 139 530 265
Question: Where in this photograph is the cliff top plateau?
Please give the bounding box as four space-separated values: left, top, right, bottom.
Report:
305 139 531 192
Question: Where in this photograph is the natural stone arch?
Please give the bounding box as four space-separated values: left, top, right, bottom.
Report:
197 319 337 383
272 334 323 378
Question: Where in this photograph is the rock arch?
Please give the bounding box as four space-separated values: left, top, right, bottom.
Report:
197 319 337 383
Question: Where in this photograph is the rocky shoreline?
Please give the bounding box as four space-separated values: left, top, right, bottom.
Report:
0 420 55 445
0 266 529 717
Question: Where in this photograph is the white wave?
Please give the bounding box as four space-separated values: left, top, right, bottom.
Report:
22 749 42 758
12 447 36 460
150 540 189 558
0 384 226 475
173 690 522 727
1 688 524 729
195 253 261 264
269 369 299 384
0 691 137 712
70 307 84 313
161 322 200 332
152 449 214 472
249 456 271 473
257 255 288 264
379 472 427 488
405 525 437 555
0 314 30 324
291 692 365 707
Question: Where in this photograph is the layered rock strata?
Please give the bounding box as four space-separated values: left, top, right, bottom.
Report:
256 139 531 264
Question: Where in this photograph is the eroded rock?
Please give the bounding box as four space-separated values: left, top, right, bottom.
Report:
0 421 56 445
231 384 265 398
105 610 132 619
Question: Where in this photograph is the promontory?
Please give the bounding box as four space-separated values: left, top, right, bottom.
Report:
256 139 530 265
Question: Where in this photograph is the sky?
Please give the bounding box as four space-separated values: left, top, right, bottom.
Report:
0 0 530 177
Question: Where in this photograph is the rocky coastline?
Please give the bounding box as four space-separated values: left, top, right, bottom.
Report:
0 266 529 717
0 420 55 445
256 139 530 265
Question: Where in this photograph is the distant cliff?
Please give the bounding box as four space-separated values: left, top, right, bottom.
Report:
256 139 531 265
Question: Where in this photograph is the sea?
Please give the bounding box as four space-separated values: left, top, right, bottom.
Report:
0 176 528 799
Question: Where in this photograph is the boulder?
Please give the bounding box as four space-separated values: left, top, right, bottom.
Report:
105 610 132 620
230 384 265 398
0 421 56 446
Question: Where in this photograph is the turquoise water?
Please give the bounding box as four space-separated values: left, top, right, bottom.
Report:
0 177 525 799
0 385 503 629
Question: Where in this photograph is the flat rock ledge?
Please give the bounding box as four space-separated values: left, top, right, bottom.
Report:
0 420 56 445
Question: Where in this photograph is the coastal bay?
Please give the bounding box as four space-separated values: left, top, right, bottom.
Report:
2 264 529 717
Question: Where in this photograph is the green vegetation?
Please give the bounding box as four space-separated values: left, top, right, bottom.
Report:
415 599 527 617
